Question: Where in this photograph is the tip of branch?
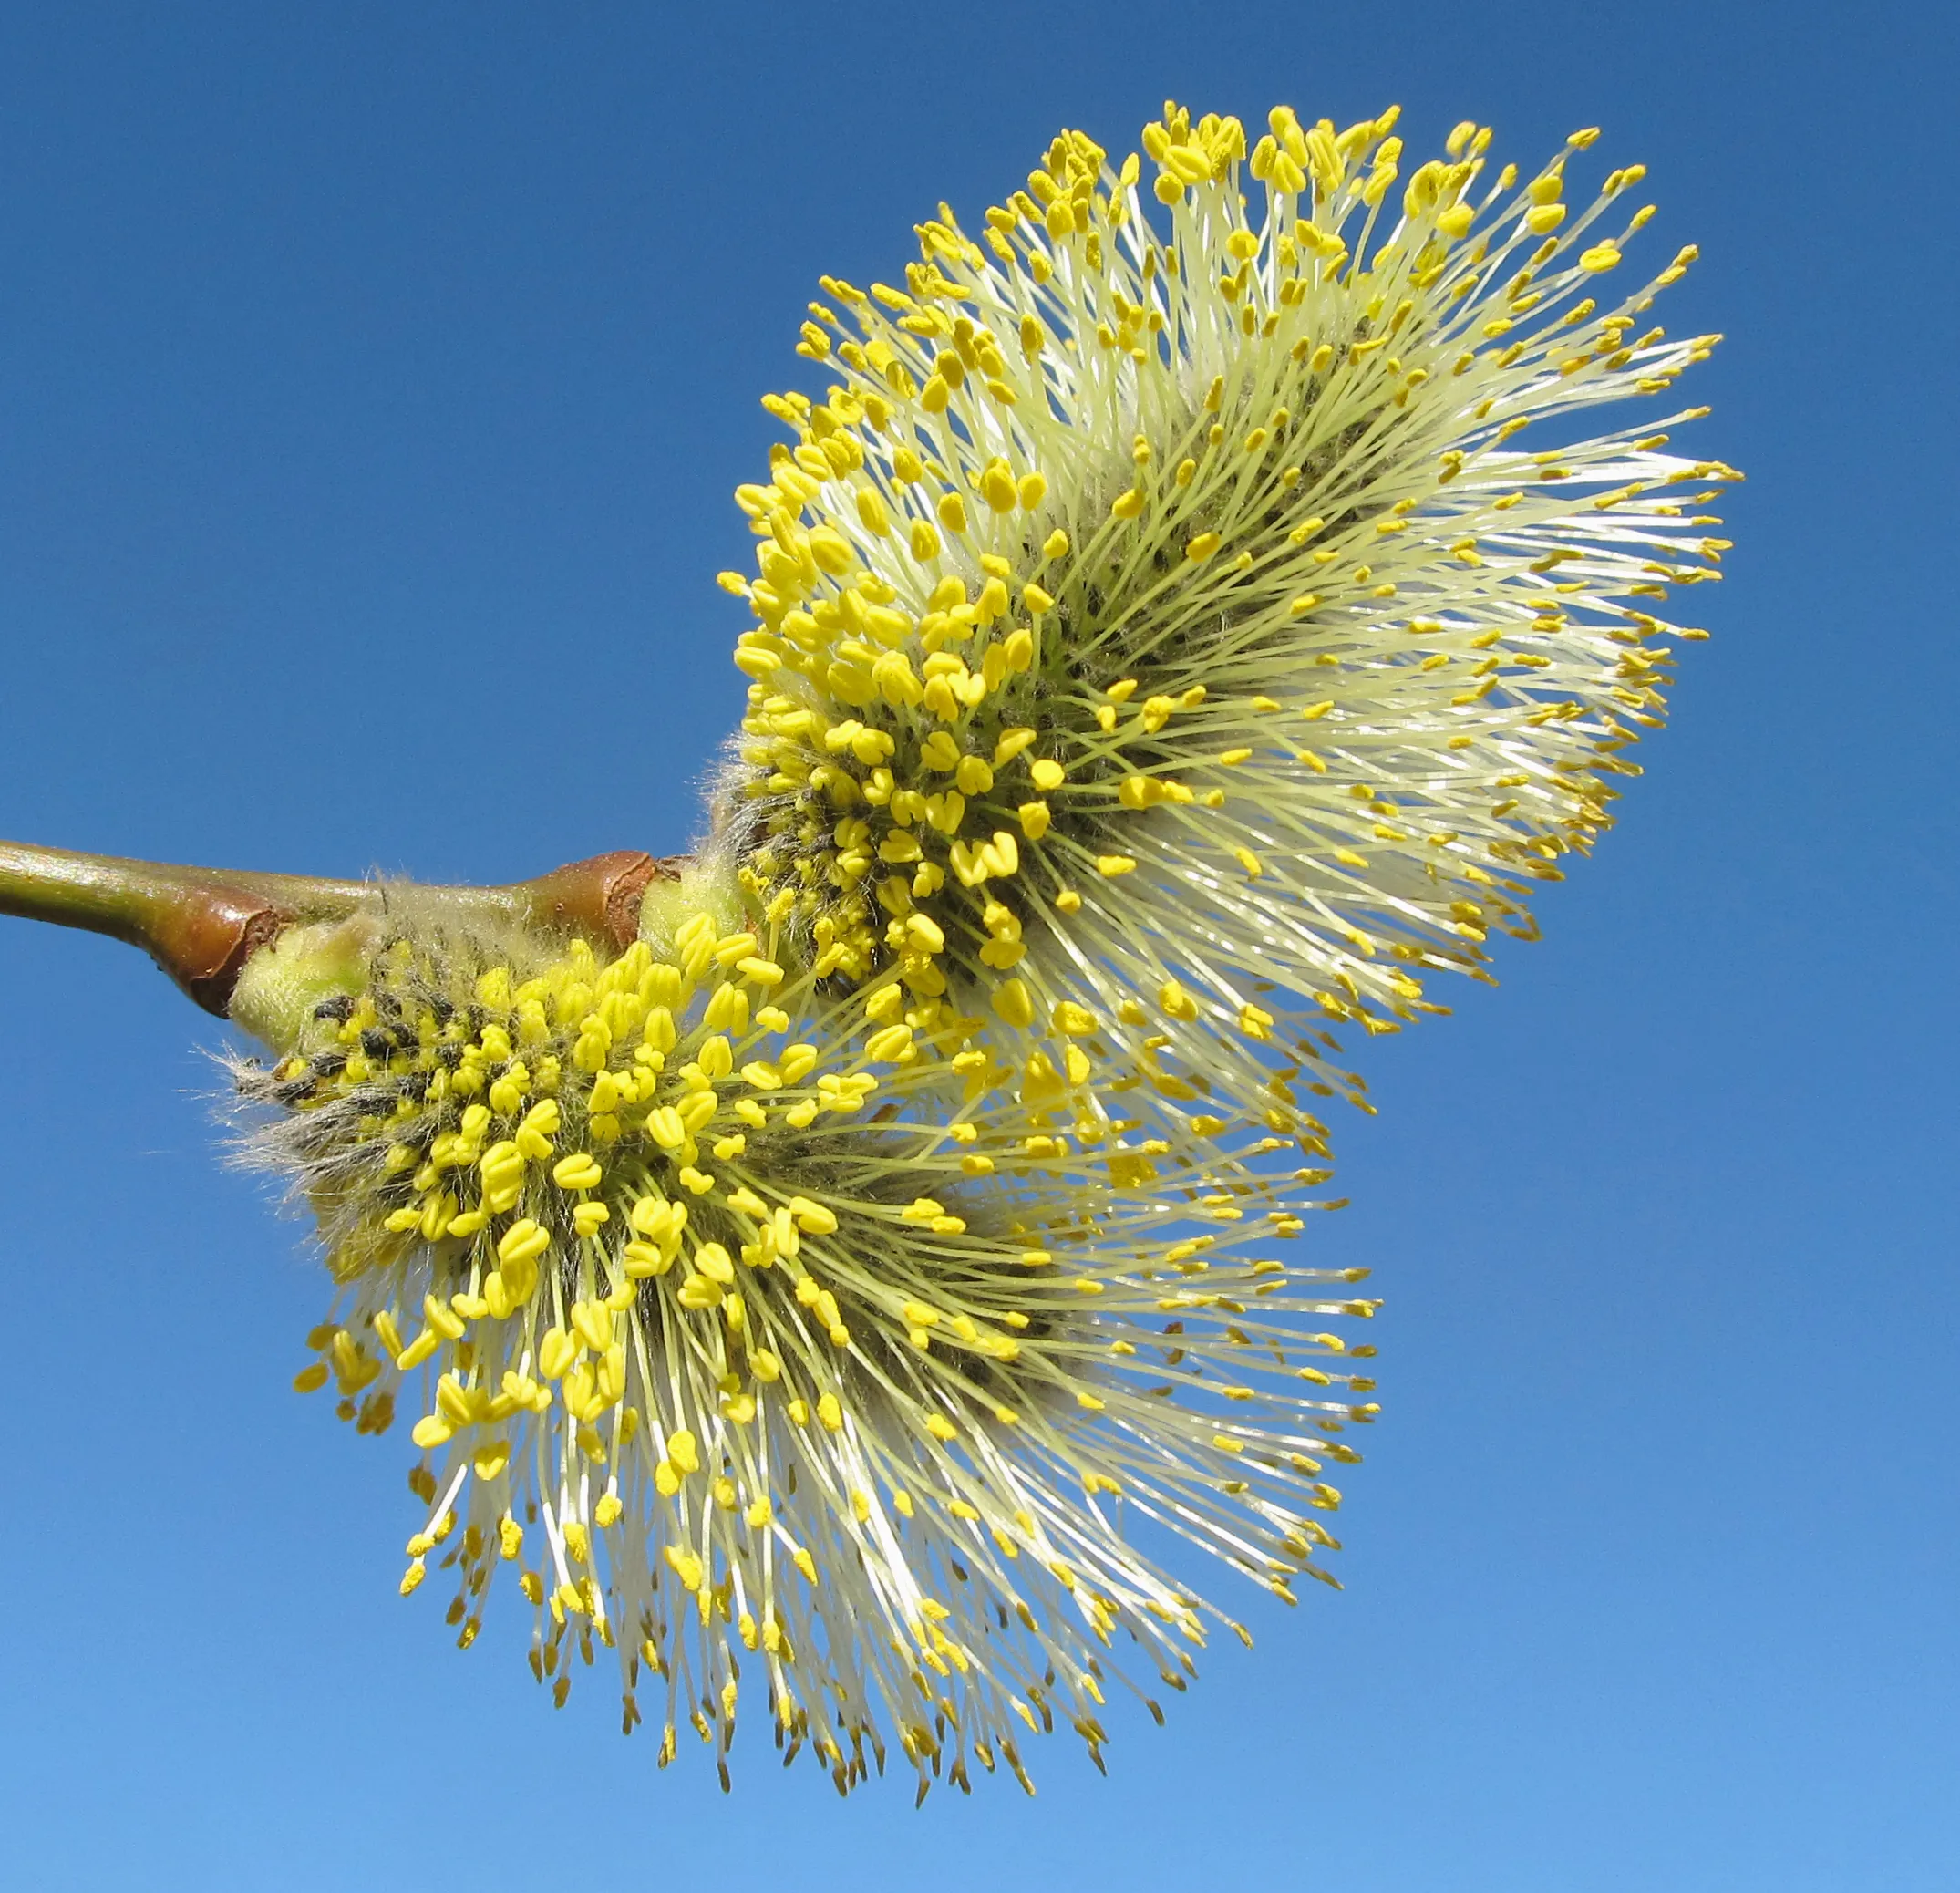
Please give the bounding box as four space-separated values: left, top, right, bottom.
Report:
0 840 694 1020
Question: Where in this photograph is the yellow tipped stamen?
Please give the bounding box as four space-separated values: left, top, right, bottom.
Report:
716 98 1730 1156
232 91 1730 1802
240 890 1373 1796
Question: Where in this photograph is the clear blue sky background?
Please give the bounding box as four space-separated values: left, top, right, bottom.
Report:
1 5 1954 1889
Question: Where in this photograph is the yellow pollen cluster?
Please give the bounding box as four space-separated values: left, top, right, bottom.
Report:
240 894 1377 1795
231 93 1736 1800
716 98 1736 1146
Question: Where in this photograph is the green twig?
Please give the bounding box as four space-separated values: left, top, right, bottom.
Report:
0 839 676 1016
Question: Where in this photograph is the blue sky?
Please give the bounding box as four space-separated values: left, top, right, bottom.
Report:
1 4 1955 1888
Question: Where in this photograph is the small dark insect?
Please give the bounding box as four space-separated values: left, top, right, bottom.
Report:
313 995 355 1022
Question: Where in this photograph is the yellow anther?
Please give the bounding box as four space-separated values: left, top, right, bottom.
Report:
992 979 1035 1029
538 1328 579 1381
789 1196 839 1235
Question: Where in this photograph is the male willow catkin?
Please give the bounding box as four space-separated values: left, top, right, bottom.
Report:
717 101 1732 1130
9 98 1732 1801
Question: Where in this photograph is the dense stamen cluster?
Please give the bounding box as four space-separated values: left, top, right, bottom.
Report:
237 891 1377 1795
228 96 1734 1798
717 101 1736 1126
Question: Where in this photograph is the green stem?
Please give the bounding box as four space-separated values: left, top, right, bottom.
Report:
0 839 678 1017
